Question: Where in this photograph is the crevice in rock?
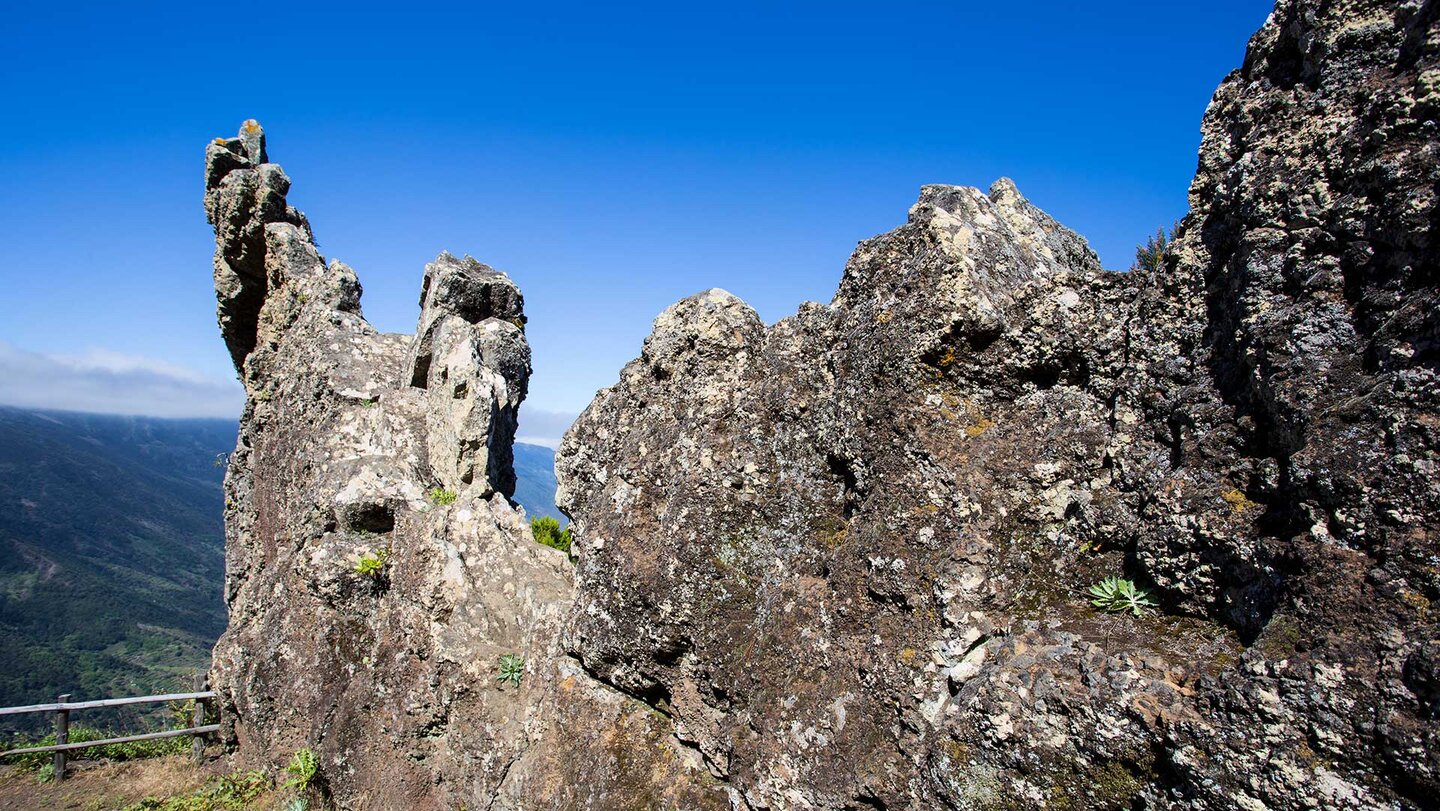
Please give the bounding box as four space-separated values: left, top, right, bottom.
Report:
345 503 396 535
1164 412 1186 470
1018 354 1091 391
847 791 889 810
826 452 861 520
568 651 676 718
654 634 693 667
409 353 431 388
562 651 737 787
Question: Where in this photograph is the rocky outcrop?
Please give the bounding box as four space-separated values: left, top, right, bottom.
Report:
556 1 1439 808
203 122 728 808
206 0 1437 808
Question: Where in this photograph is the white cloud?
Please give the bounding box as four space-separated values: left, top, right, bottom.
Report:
515 403 579 449
0 341 244 419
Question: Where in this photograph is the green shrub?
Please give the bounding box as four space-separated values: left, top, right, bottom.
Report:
497 653 525 687
427 487 458 506
1089 576 1158 616
354 548 390 578
282 747 319 791
1132 222 1180 273
530 516 573 554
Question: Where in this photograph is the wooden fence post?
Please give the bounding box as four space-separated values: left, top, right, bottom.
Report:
191 674 207 764
53 693 70 781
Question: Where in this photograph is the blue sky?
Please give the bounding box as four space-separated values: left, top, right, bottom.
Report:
0 1 1274 436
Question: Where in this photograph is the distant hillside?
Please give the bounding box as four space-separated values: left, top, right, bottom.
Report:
0 409 564 730
513 442 564 524
0 406 233 732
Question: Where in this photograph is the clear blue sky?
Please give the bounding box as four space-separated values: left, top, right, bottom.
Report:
0 1 1274 426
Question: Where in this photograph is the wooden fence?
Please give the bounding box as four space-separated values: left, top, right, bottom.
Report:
0 675 218 781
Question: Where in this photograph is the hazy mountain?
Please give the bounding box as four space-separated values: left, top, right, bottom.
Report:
513 442 564 524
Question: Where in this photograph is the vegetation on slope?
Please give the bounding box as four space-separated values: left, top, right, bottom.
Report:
0 407 233 733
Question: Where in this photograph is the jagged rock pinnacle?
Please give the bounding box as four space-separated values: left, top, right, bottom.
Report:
204 121 727 807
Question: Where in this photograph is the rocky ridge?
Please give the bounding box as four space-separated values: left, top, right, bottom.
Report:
204 123 727 807
207 0 1438 808
557 0 1440 807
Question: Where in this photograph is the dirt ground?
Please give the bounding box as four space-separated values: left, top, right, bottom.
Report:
0 754 282 811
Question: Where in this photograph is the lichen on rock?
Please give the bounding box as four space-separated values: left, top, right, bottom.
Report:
206 0 1439 807
555 0 1440 807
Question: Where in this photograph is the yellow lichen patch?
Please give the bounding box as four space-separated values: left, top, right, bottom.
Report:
959 399 995 437
242 119 261 134
1221 488 1258 512
876 309 893 324
1401 589 1431 619
937 346 957 367
898 647 917 664
814 515 848 549
964 417 995 438
912 504 939 516
942 738 970 764
212 137 226 145
559 675 576 692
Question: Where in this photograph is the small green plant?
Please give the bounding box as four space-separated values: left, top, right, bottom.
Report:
497 653 525 687
34 762 54 783
530 516 573 554
1132 221 1180 273
355 548 390 578
284 798 310 811
1089 576 1158 616
282 747 319 792
427 487 458 506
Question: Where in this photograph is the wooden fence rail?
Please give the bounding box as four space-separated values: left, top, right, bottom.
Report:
0 674 216 781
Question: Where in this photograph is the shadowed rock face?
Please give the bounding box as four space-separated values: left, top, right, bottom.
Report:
556 0 1440 808
207 0 1437 808
203 124 729 809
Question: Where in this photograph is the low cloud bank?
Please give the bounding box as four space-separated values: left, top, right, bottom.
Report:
516 404 579 449
0 342 244 419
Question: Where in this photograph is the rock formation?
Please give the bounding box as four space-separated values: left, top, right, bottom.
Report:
204 124 728 808
206 0 1438 808
557 0 1439 807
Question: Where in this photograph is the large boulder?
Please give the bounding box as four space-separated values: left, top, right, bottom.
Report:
556 1 1440 808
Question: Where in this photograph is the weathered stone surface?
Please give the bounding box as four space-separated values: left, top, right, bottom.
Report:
207 0 1438 807
204 122 727 808
556 1 1440 808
